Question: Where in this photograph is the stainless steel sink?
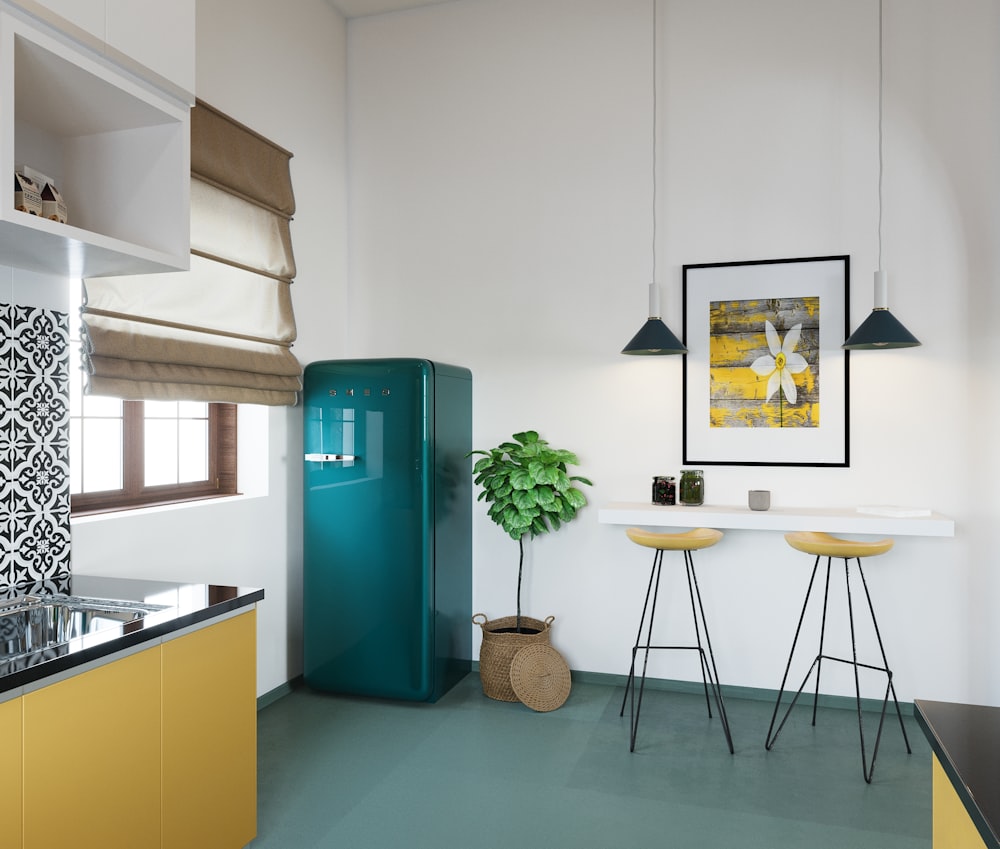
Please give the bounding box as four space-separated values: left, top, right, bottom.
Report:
0 595 169 659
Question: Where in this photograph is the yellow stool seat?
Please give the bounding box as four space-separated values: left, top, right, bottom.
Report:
626 527 723 552
784 531 893 559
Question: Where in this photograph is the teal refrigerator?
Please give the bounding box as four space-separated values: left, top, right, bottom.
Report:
302 359 472 702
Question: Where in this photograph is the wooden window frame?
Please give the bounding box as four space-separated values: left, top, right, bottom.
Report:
71 402 238 516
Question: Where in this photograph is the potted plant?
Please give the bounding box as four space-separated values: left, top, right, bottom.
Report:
469 430 592 700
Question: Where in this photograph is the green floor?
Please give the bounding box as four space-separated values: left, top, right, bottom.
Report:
252 674 931 848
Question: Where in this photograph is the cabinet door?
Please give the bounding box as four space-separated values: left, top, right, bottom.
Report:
0 696 22 848
932 755 989 849
23 646 161 849
162 610 257 849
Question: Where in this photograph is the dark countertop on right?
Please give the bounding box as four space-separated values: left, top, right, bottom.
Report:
914 699 1000 849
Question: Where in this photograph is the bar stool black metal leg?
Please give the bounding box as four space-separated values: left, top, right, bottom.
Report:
811 557 834 726
620 553 660 719
768 553 912 782
846 557 911 783
686 551 734 754
846 557 886 783
626 550 665 752
683 551 714 720
856 559 912 756
766 556 822 750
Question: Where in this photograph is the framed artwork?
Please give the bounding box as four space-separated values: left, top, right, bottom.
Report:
682 255 850 467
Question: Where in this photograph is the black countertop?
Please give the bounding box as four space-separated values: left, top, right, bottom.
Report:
0 574 263 694
914 699 1000 849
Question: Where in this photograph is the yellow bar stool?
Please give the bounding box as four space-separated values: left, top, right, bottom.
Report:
765 531 912 783
619 527 734 754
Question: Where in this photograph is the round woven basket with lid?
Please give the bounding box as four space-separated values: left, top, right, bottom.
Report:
509 643 571 712
473 614 553 702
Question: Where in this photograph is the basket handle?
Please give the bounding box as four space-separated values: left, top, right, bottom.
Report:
472 613 488 628
544 616 555 627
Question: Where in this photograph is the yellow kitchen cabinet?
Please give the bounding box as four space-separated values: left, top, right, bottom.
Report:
0 696 22 848
933 755 990 849
23 645 162 849
162 609 257 849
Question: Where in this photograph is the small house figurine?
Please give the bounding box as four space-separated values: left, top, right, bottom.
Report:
14 172 42 216
40 181 67 223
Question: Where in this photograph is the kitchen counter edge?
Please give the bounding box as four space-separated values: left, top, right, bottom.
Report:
914 699 1000 849
0 575 264 695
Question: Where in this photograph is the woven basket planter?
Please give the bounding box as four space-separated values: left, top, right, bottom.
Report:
473 613 554 702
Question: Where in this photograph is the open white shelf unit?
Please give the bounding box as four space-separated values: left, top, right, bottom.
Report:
0 8 189 278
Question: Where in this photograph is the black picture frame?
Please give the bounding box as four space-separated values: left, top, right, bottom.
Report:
682 255 850 467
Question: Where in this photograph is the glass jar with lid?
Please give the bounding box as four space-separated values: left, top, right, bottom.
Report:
652 475 676 505
679 469 704 506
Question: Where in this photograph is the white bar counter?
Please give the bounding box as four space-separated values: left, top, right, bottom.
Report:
598 501 955 537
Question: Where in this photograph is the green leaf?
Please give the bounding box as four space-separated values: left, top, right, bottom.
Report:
528 460 560 486
507 508 533 530
534 485 556 506
512 488 538 510
510 468 534 490
550 469 571 492
513 430 539 446
472 456 494 474
570 475 594 487
564 487 588 509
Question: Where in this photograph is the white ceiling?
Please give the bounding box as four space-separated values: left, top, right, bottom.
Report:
326 0 453 18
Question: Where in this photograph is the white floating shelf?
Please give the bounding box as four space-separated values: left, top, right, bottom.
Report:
598 502 956 538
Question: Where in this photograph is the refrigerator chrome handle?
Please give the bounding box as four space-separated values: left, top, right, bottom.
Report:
304 453 360 462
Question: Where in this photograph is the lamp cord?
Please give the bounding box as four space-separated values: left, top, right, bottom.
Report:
877 0 883 271
652 0 657 292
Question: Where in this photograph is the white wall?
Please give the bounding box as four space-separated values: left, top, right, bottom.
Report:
68 0 1000 707
70 0 349 697
346 0 1000 704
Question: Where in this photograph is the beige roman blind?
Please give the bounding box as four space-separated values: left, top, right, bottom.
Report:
81 100 303 406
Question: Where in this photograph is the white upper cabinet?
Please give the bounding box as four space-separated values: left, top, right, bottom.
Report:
18 0 194 99
0 6 191 277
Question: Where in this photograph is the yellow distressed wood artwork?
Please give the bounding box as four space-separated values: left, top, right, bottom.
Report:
708 297 819 429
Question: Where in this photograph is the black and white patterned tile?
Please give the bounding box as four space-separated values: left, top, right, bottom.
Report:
9 372 69 446
9 305 68 378
8 513 71 584
9 442 69 516
0 304 71 587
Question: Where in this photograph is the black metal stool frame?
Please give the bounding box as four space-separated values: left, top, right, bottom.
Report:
764 553 912 783
619 546 734 754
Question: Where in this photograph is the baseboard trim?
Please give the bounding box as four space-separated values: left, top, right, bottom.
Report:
258 674 303 711
471 661 912 716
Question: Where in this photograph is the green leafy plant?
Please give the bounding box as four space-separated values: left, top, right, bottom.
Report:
469 431 593 630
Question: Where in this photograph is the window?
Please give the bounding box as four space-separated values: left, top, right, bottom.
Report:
69 284 238 515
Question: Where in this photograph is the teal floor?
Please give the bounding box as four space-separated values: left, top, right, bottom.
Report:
251 674 931 848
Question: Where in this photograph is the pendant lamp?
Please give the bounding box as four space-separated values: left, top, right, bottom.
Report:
622 0 686 356
843 0 920 350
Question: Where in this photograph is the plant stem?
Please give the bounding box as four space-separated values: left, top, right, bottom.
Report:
516 535 524 633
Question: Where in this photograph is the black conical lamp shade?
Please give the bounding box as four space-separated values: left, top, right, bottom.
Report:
622 318 687 355
843 271 920 349
622 283 687 355
843 309 920 349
